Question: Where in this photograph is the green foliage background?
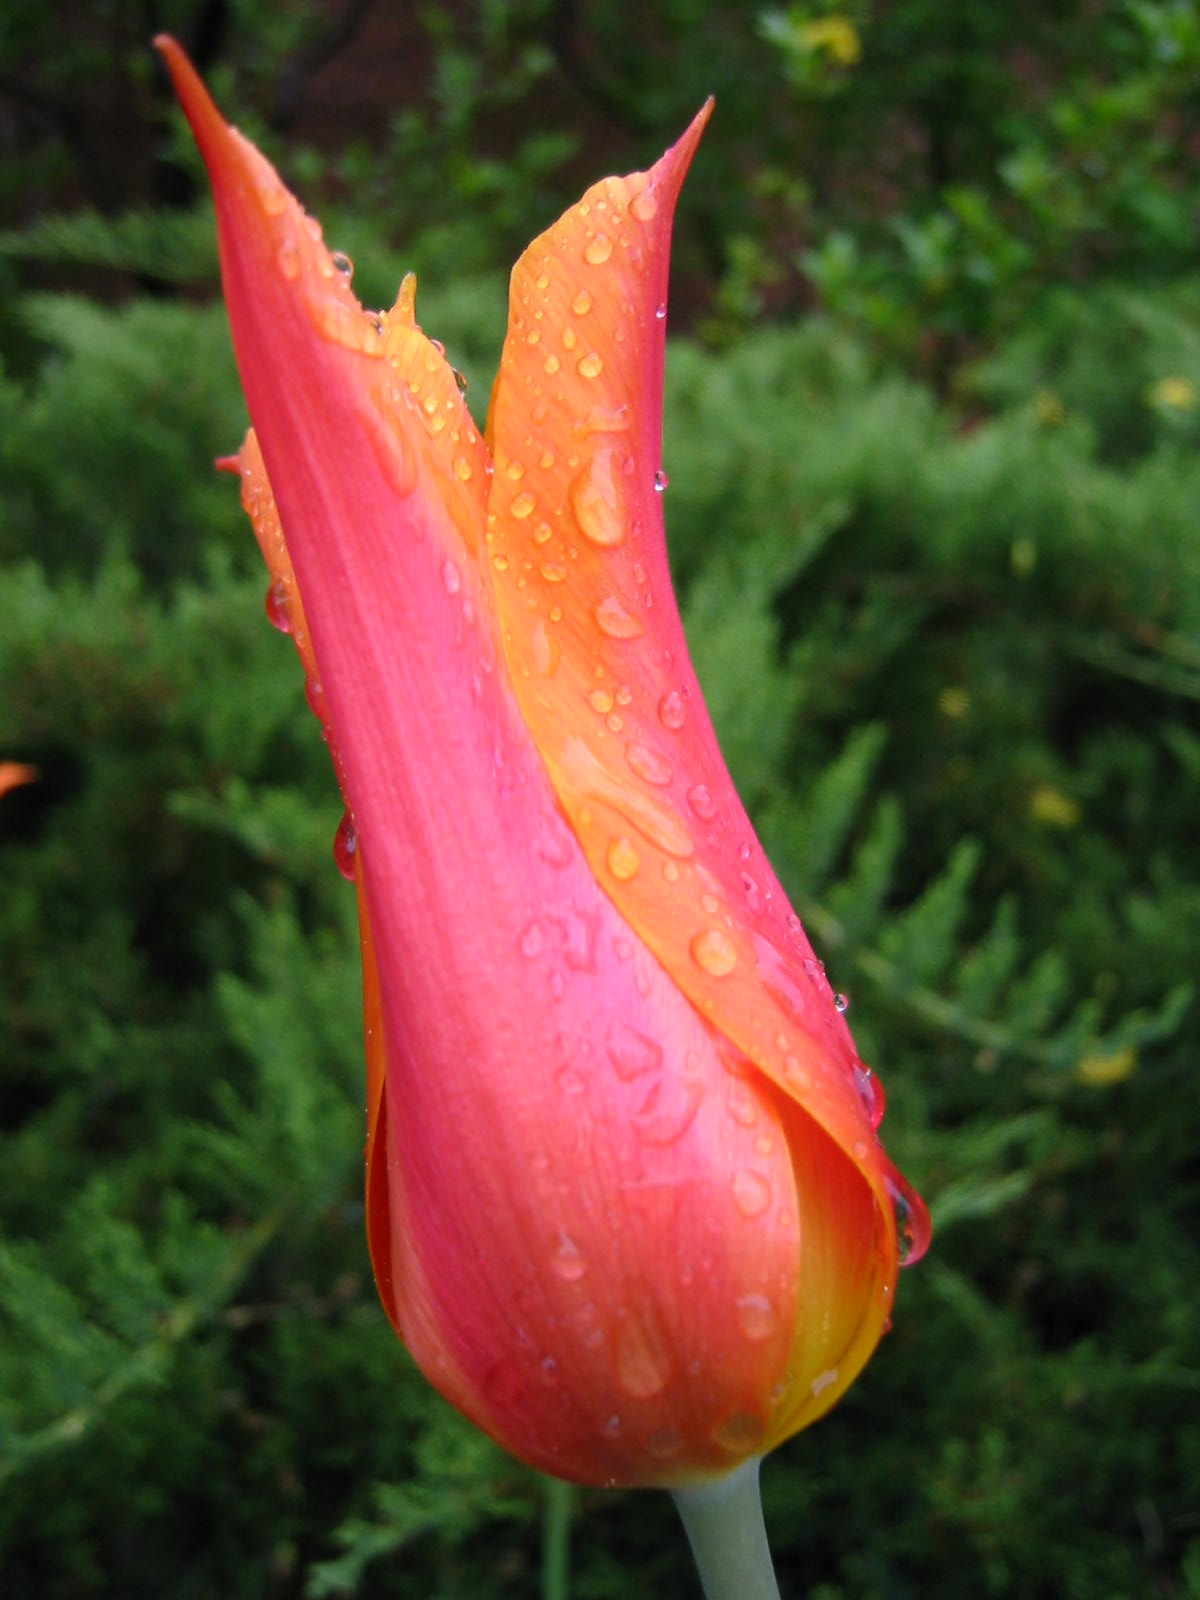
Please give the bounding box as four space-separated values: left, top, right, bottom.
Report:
2 3 1198 1597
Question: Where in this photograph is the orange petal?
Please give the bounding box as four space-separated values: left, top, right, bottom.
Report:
0 763 37 800
484 108 929 1294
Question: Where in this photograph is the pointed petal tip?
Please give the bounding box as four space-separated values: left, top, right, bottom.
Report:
153 34 231 163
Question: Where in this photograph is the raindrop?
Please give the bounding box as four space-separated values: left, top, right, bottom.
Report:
577 351 604 380
511 490 537 520
569 452 625 546
452 367 469 397
810 1368 839 1398
594 595 644 639
304 677 325 717
588 688 614 714
713 1412 764 1453
606 1022 663 1081
331 251 354 278
584 233 613 266
736 1292 778 1342
553 1234 586 1281
572 291 592 315
615 1308 671 1398
655 302 667 320
607 836 640 881
834 992 849 1013
691 927 738 977
854 1063 885 1129
625 743 673 786
333 812 356 881
687 783 717 821
264 578 292 633
731 1168 771 1218
658 689 687 730
631 188 658 222
654 469 669 493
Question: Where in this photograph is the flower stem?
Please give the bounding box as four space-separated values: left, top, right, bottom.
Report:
670 1458 781 1600
541 1476 574 1600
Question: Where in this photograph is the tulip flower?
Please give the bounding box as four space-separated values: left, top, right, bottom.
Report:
157 37 928 1597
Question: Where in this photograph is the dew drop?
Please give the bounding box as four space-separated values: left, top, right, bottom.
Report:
731 1168 771 1218
511 490 537 520
332 812 356 881
736 1292 778 1342
713 1411 764 1453
584 233 613 265
506 458 526 482
264 577 292 633
553 1233 586 1281
615 1305 671 1398
304 676 325 717
577 351 604 380
631 187 658 222
654 469 669 493
854 1063 886 1129
607 836 640 881
625 742 673 786
569 451 625 547
572 290 592 315
540 562 568 584
811 1367 839 1398
658 689 687 730
655 301 667 320
834 992 849 1013
588 687 614 714
606 1022 663 1081
543 353 561 375
687 783 717 821
452 367 469 396
594 595 644 639
331 250 353 279
691 927 738 977
453 455 473 482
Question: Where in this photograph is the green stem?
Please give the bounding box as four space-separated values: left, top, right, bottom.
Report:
671 1458 781 1600
541 1475 574 1600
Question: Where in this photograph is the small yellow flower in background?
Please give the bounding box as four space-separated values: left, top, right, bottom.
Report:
1075 1046 1137 1087
798 15 862 64
1034 389 1064 427
1030 784 1081 829
938 687 970 720
1146 375 1198 411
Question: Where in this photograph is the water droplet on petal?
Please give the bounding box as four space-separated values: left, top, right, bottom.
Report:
594 595 644 639
511 490 537 519
731 1168 771 1218
584 233 613 265
687 784 716 821
631 187 658 222
736 1293 778 1342
441 559 461 595
277 237 300 279
570 451 625 547
264 578 292 633
691 927 737 977
588 688 614 713
333 812 356 880
654 469 669 493
606 1022 663 1081
713 1411 765 1453
607 836 640 880
615 1301 671 1398
553 1233 586 1281
655 301 667 320
572 290 592 315
854 1063 885 1129
331 250 353 279
834 992 849 1013
625 742 673 786
577 351 604 380
658 689 687 730
811 1367 839 1398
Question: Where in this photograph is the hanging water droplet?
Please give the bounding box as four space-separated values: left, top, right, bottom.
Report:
854 1062 886 1129
333 812 356 881
452 367 469 396
264 577 292 634
331 250 354 278
834 992 849 1013
655 301 667 320
654 469 669 493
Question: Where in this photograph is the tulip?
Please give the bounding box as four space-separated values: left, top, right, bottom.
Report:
157 37 928 1595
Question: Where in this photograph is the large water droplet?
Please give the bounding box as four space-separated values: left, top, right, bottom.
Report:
577 351 604 380
569 451 625 547
264 578 292 634
625 742 673 786
887 1173 931 1265
736 1292 778 1342
691 927 737 977
614 1300 671 1398
731 1168 771 1218
658 689 687 730
333 812 356 881
653 469 669 493
631 187 658 222
584 233 613 265
553 1233 586 1281
510 489 537 520
607 836 640 880
687 783 716 821
594 595 644 639
606 1022 663 1081
331 250 353 279
633 1076 703 1146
